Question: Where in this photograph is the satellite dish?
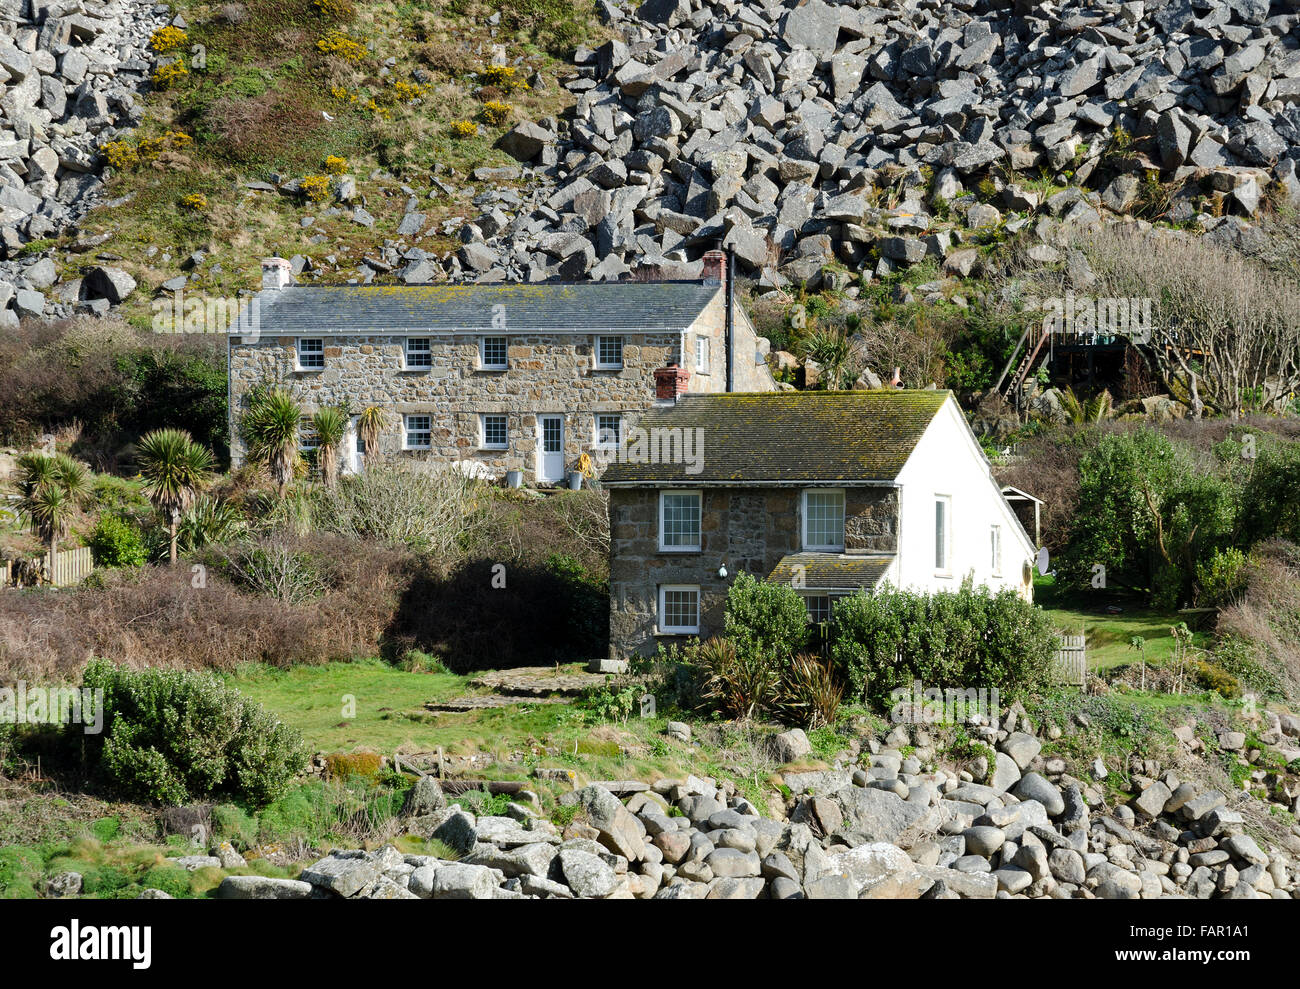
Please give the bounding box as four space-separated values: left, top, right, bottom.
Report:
1036 546 1050 576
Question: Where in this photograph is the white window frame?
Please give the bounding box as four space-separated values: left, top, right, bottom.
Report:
594 414 623 450
296 337 325 370
658 489 702 553
658 584 700 635
802 488 846 552
404 337 432 370
404 414 432 451
595 335 624 370
695 334 710 374
804 594 832 627
480 413 508 451
479 336 508 370
935 494 953 576
991 524 1002 576
298 416 319 451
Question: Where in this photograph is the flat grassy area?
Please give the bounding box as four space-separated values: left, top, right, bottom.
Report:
1035 575 1210 670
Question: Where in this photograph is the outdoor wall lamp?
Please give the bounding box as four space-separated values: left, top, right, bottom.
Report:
718 564 729 579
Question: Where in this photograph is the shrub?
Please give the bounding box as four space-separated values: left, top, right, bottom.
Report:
313 462 489 556
81 658 307 805
149 26 188 54
828 581 1056 704
323 155 348 175
479 64 529 91
696 636 780 721
87 514 147 569
722 571 809 661
779 653 844 730
141 866 194 898
101 141 139 170
213 540 331 604
316 31 367 62
450 120 478 138
151 61 189 90
180 193 208 212
1189 659 1240 698
479 100 511 126
1196 547 1249 607
323 750 383 780
311 0 356 19
300 175 330 204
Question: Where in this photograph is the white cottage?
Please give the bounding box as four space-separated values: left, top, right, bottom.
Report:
600 389 1036 660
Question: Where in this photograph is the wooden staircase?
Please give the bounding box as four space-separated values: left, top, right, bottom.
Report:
995 320 1051 403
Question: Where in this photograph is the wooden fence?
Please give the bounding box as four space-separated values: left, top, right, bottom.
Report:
1 546 95 588
1054 632 1087 686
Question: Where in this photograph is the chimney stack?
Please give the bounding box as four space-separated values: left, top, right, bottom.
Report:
654 363 691 402
701 249 726 288
261 257 292 292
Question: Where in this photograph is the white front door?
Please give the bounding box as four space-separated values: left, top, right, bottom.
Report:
539 415 564 483
342 416 362 475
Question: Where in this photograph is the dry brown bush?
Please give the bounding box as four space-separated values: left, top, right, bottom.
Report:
1216 540 1300 701
204 92 325 165
1077 226 1300 415
0 535 413 680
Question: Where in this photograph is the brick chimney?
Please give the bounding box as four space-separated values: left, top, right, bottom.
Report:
654 363 691 401
701 249 726 288
261 257 292 291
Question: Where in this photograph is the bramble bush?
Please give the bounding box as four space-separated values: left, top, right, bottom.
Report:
828 580 1057 703
81 659 307 806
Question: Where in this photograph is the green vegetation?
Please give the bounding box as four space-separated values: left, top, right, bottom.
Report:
828 579 1057 703
82 659 308 805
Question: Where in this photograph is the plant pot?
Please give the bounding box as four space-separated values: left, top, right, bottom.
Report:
567 471 583 490
505 470 523 489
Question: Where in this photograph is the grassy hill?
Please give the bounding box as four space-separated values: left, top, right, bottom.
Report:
61 0 608 326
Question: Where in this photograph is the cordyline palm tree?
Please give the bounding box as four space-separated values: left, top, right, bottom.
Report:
802 328 854 390
136 428 215 564
240 387 303 498
14 453 91 581
311 406 349 490
356 405 386 467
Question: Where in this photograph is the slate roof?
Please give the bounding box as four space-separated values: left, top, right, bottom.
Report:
600 390 951 485
766 553 894 591
232 280 721 335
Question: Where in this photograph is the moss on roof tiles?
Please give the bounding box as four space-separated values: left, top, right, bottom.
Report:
602 390 950 484
766 553 893 590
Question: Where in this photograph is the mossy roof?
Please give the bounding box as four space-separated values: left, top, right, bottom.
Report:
766 553 894 591
238 280 719 334
600 390 951 485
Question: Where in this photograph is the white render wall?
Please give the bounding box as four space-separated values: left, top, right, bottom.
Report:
887 396 1036 600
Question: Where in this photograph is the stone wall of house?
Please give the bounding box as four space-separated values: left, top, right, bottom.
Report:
228 330 684 479
608 486 898 659
680 291 777 395
228 287 775 480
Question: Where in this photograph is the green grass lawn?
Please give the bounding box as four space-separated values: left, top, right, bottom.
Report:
224 658 575 757
1035 575 1211 670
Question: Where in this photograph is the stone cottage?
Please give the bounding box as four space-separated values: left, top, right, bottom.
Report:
600 390 1037 661
227 252 774 483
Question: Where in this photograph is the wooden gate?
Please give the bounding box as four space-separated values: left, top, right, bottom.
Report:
1054 631 1087 686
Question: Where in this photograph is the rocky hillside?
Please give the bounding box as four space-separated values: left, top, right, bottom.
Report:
5 0 1300 327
